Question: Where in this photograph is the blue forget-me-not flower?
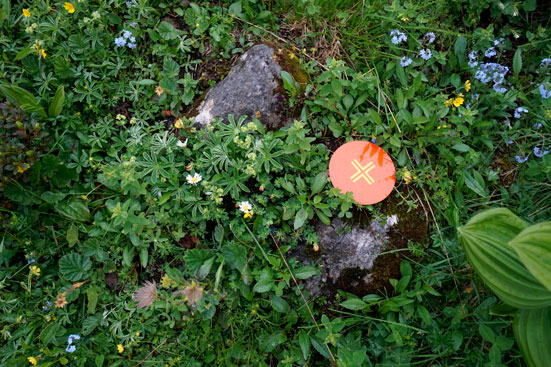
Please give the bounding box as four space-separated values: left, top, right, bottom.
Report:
66 345 76 353
539 84 551 99
419 49 432 61
515 155 528 163
514 107 528 118
540 58 551 68
114 37 126 47
484 47 497 58
390 30 407 45
400 56 412 67
534 147 550 158
424 32 436 44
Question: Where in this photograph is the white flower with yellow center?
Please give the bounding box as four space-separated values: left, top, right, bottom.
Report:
238 201 253 217
186 173 202 185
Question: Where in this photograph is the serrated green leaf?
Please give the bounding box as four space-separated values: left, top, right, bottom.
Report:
82 313 102 336
59 253 92 281
56 199 90 221
66 224 78 247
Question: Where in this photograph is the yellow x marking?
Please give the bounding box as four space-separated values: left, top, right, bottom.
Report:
350 159 375 184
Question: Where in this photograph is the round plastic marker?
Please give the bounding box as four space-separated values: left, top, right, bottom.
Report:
329 141 396 205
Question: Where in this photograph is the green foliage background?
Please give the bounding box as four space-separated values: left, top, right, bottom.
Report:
0 0 550 366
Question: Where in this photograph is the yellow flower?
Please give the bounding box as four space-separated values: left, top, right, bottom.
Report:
27 357 37 366
403 169 413 184
288 52 295 60
135 332 140 336
243 212 253 219
465 80 471 92
444 98 453 107
23 9 31 18
16 163 30 173
174 118 183 129
81 195 88 200
117 344 124 353
64 2 75 13
160 274 174 289
40 49 46 59
29 265 40 277
453 96 464 107
155 85 164 96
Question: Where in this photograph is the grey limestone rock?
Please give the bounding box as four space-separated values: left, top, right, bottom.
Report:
288 195 428 299
194 44 289 130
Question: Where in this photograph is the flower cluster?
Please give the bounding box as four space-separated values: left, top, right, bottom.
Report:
114 29 137 49
66 334 80 353
390 30 407 45
474 62 509 93
444 93 465 108
397 31 436 67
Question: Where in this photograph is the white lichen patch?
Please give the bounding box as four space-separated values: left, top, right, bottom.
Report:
195 99 214 126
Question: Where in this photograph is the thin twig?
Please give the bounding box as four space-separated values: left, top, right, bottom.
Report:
269 233 336 364
422 190 462 303
134 338 168 366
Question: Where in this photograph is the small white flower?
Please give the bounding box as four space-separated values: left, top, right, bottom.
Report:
177 138 188 148
238 201 253 213
186 173 202 185
386 214 399 226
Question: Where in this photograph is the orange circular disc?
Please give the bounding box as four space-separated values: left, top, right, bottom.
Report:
329 141 396 205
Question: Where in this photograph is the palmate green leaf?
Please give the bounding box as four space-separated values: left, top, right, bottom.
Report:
514 307 551 367
510 222 551 291
59 253 92 281
458 208 551 309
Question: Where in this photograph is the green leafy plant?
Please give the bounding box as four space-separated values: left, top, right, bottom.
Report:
459 208 551 366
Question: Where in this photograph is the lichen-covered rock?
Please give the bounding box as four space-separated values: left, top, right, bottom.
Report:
289 194 428 300
193 44 289 130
